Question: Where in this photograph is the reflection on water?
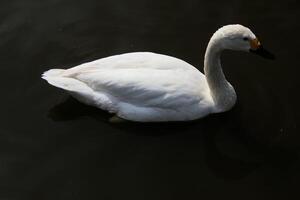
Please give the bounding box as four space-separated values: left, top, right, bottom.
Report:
49 96 298 179
48 96 112 122
0 0 299 199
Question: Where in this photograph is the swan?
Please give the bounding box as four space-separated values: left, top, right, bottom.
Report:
42 24 274 122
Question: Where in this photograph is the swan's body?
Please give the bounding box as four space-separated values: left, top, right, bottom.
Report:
42 24 273 122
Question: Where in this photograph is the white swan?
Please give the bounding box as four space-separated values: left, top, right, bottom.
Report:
42 24 274 122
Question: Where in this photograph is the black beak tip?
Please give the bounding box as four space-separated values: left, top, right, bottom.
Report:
250 46 275 60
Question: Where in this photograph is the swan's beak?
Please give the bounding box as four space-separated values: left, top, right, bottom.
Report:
249 38 275 60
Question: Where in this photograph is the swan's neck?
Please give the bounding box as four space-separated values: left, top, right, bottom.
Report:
204 37 237 112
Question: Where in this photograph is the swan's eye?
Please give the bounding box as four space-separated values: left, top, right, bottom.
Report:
243 37 249 41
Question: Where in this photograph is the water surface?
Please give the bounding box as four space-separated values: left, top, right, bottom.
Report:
0 0 299 199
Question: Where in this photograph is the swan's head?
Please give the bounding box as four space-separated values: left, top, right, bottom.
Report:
212 24 274 59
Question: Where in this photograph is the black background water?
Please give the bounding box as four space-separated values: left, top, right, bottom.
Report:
0 0 299 199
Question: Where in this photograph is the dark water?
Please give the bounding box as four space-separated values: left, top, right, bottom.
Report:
0 0 299 199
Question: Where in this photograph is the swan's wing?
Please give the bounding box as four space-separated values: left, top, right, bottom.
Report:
43 52 214 121
45 52 211 113
68 67 209 109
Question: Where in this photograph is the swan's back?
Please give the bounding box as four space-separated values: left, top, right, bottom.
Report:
61 52 199 76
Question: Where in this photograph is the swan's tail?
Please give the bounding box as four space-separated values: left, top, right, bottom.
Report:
41 68 113 110
42 69 65 78
42 68 93 92
42 69 73 91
